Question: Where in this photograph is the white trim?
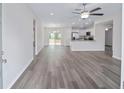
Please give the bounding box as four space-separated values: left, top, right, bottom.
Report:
71 49 104 51
6 58 33 89
121 3 124 89
112 55 121 60
6 47 44 89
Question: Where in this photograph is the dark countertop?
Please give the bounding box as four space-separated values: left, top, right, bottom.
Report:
71 39 96 42
105 45 112 47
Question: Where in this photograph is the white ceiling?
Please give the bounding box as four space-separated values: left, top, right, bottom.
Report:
28 3 122 28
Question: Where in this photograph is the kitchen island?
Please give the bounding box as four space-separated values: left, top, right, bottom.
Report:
70 39 104 51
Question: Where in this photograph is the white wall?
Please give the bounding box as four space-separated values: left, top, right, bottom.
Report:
94 24 105 50
95 10 122 60
112 14 122 60
41 23 45 49
2 4 42 88
121 3 124 89
35 18 44 55
63 27 71 46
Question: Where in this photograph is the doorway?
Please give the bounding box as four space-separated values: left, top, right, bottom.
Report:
104 21 113 56
49 31 62 46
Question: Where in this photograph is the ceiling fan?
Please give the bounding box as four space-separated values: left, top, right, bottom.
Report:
72 4 104 19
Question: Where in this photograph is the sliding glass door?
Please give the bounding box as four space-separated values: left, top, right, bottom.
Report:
49 31 62 46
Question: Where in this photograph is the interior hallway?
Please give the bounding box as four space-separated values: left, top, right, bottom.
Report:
12 46 121 89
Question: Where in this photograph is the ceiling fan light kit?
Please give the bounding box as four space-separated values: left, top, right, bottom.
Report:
72 4 104 19
81 12 89 19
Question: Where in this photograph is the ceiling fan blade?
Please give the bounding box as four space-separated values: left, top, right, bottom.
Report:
90 13 104 16
72 12 80 14
75 9 82 11
90 7 101 13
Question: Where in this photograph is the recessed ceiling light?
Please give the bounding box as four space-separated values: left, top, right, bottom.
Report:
105 28 108 31
50 13 54 16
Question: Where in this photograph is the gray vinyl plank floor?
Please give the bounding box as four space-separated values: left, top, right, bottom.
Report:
12 46 121 89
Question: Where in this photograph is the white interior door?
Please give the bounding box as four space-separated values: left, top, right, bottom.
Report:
0 3 3 89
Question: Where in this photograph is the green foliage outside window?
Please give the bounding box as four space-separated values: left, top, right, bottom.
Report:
49 33 62 40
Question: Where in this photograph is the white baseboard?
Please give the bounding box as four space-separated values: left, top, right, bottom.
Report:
112 55 121 60
6 58 33 89
71 49 104 51
6 47 45 89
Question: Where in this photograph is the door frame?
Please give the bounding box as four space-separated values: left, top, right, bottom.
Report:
105 22 113 56
121 3 124 89
0 3 3 89
33 19 36 58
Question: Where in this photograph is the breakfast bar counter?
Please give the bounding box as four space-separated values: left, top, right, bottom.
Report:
70 40 104 51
